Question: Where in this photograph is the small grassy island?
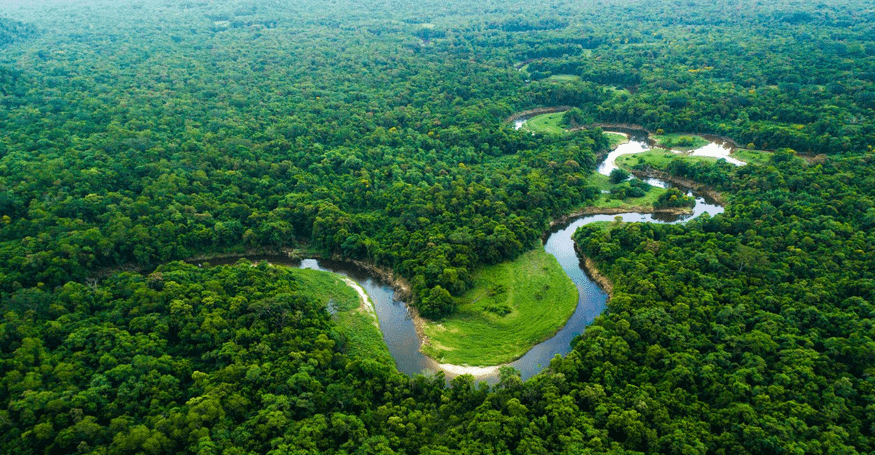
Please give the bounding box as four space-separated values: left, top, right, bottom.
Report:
588 172 667 210
616 149 707 170
615 144 771 169
421 249 578 366
651 133 710 150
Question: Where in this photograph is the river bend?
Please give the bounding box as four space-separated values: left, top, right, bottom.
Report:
231 134 727 383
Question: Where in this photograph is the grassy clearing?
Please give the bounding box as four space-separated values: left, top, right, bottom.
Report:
733 149 772 165
651 133 710 151
606 86 631 95
295 268 362 312
587 172 668 209
605 132 629 148
545 74 581 82
589 172 615 191
293 268 394 365
590 188 665 209
615 149 685 169
616 147 760 169
421 249 578 366
522 112 567 134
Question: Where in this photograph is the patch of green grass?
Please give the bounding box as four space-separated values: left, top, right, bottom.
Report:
580 220 620 232
587 172 668 210
615 147 758 169
545 74 580 82
605 132 629 148
651 133 710 151
294 268 361 311
332 310 394 365
733 149 771 165
421 249 578 366
292 268 394 365
522 112 567 134
593 185 666 209
615 149 682 170
589 172 614 191
606 86 631 95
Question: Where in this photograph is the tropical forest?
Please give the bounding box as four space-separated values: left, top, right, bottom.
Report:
1 0 874 453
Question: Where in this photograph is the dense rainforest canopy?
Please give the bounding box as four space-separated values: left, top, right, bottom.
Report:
1 0 874 453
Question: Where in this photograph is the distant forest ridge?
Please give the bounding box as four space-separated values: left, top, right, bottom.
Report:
0 17 35 47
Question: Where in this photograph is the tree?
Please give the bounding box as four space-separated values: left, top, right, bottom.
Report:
609 168 630 184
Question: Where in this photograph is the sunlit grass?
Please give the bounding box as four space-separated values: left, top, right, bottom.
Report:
651 133 710 151
293 268 394 365
605 132 629 148
733 149 772 165
522 112 567 134
587 172 668 209
615 147 759 169
615 149 684 169
421 249 577 366
545 74 580 82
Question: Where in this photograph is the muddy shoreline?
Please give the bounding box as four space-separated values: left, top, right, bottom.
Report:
575 243 614 299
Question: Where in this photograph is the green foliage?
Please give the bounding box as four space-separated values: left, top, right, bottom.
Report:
421 249 578 365
1 0 874 453
0 261 407 454
652 134 709 150
519 112 567 134
610 178 651 200
573 152 875 454
609 168 630 184
0 17 36 47
0 1 609 314
654 187 696 208
561 107 586 128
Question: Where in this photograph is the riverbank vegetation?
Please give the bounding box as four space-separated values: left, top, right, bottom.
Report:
518 112 567 134
732 148 773 166
573 151 875 454
589 173 672 211
2 0 875 453
421 249 577 366
292 267 392 365
651 133 710 151
614 147 743 170
605 132 629 148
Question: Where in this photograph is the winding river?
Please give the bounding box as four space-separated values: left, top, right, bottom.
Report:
225 133 730 383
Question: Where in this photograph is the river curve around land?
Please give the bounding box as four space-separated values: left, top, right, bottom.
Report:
212 133 727 384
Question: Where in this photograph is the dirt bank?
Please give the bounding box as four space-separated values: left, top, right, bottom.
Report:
630 168 726 205
574 243 614 299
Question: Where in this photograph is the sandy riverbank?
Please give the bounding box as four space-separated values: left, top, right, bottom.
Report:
436 363 502 377
339 276 379 328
